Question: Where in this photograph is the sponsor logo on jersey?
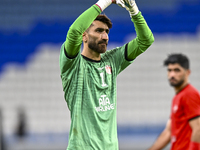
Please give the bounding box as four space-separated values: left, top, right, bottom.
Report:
105 65 112 74
95 95 114 112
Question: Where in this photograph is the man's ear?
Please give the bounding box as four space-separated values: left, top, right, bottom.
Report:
187 69 191 76
82 32 87 43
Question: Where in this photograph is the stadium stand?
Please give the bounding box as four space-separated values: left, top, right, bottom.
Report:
0 0 200 149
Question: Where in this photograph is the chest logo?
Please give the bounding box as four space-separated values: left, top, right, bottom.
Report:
173 105 178 113
105 65 112 74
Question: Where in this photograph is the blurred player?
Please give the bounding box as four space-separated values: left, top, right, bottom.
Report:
148 54 200 150
59 0 154 149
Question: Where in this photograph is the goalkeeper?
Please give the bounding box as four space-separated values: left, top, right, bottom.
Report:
59 0 154 149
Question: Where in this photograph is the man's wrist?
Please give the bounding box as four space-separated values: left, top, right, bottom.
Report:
129 3 139 16
96 0 113 11
189 141 200 150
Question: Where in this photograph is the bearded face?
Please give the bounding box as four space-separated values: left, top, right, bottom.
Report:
84 20 109 54
167 63 188 88
169 76 185 87
87 36 108 54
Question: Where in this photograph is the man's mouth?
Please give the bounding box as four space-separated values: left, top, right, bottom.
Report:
100 43 106 45
98 41 107 45
169 78 177 83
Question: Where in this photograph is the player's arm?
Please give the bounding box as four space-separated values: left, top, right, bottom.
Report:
148 119 171 150
64 5 101 58
116 0 154 60
64 0 114 58
127 12 154 60
188 116 200 150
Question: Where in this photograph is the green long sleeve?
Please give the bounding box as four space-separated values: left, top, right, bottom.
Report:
127 12 154 60
64 5 101 58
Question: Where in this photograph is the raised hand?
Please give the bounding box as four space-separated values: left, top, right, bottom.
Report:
116 0 139 16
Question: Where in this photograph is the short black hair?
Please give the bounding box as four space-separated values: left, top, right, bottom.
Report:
86 14 112 32
163 53 190 69
94 14 112 29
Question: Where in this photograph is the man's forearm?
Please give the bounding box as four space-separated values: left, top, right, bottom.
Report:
131 12 154 44
149 120 171 150
65 5 101 57
191 129 200 142
189 116 200 150
148 129 170 150
126 12 154 60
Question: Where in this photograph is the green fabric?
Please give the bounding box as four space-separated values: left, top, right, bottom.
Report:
59 4 154 150
127 12 154 60
60 43 131 150
64 5 101 58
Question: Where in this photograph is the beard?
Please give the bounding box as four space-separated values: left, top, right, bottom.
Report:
169 77 185 87
88 39 107 54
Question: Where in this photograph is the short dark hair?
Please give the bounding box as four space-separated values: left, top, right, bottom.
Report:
94 14 112 29
86 14 112 32
163 53 190 69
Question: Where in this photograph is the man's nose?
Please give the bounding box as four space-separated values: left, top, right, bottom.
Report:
169 71 176 77
101 32 108 40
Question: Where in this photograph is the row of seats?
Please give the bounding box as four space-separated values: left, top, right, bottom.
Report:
1 36 200 136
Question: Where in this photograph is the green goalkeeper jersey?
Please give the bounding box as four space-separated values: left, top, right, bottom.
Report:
59 4 154 150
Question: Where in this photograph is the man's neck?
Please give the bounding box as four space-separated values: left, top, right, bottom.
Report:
174 82 189 94
81 48 101 61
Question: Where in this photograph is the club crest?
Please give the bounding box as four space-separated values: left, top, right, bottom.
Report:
105 65 112 74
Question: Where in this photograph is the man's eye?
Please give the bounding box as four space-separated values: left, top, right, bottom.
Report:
96 29 102 32
175 69 180 72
